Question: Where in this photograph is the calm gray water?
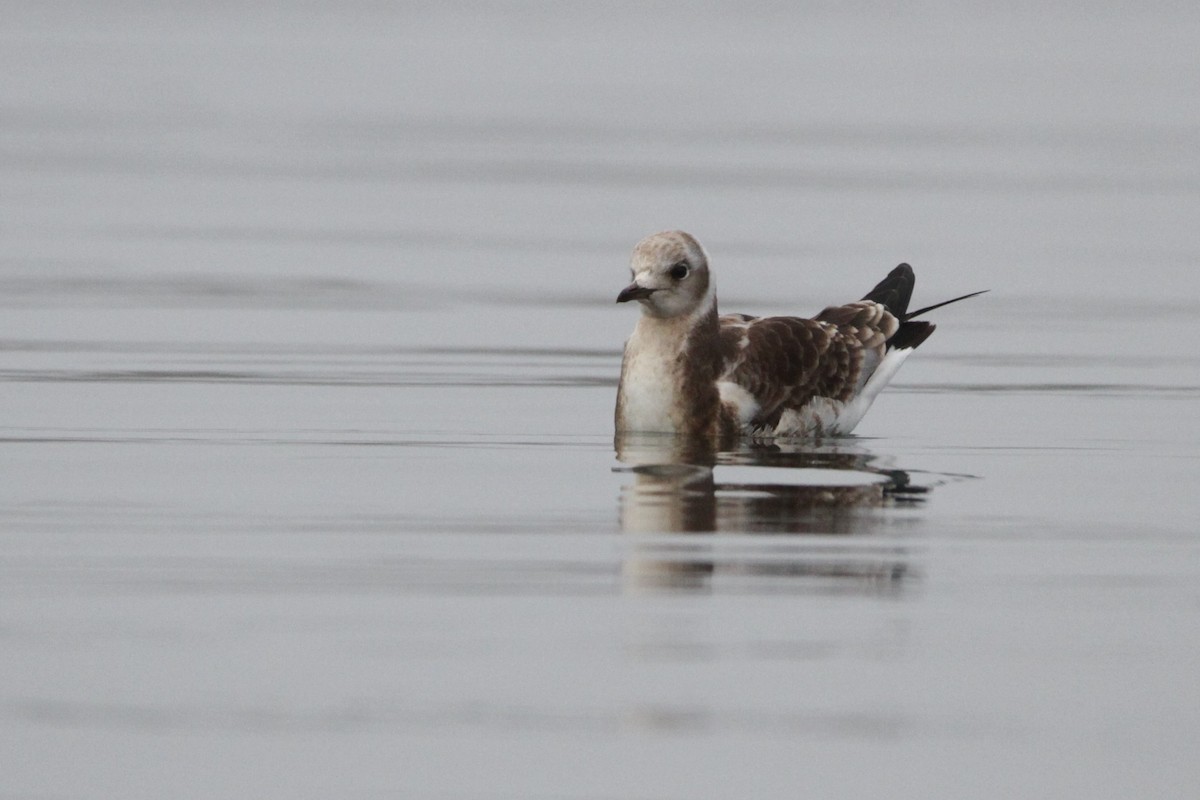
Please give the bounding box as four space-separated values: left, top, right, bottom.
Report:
3 2 1200 798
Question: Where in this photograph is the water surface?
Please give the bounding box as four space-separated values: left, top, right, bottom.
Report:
3 2 1199 798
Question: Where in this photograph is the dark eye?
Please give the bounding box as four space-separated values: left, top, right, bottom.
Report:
669 262 689 280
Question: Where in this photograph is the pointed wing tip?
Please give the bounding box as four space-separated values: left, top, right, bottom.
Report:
903 288 988 320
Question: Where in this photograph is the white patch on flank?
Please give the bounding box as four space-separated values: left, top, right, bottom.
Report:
775 397 845 436
835 346 915 433
717 380 760 425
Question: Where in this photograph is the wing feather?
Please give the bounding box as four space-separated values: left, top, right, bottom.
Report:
718 301 900 430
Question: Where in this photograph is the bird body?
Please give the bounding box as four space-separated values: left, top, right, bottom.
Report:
615 231 981 440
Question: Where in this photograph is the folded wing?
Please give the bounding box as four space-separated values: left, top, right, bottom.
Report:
718 300 899 432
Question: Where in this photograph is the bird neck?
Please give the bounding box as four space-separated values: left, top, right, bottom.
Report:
616 297 725 438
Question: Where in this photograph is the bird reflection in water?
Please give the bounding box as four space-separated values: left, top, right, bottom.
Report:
614 432 925 591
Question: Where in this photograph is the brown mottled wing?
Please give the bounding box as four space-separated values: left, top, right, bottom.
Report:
813 301 898 363
718 302 899 429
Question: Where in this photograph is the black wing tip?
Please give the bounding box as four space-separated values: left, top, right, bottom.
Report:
886 287 988 350
903 289 989 321
862 263 916 317
889 320 936 350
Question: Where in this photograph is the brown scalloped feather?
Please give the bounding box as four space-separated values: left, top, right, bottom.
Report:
719 301 896 429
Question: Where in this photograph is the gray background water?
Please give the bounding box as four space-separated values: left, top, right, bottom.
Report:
3 2 1199 798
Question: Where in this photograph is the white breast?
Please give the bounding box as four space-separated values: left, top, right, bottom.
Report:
617 328 682 433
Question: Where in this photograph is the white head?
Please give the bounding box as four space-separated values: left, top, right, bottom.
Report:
616 230 713 319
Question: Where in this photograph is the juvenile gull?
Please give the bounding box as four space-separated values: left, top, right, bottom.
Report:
615 230 983 440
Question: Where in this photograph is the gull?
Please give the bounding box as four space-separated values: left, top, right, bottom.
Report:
615 230 984 439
